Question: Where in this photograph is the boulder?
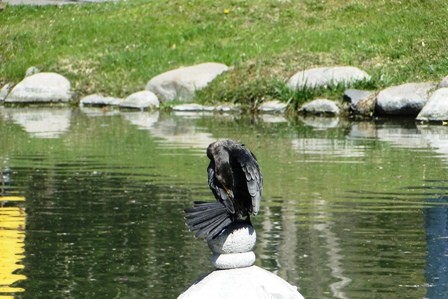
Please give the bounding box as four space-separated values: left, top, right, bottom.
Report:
287 66 370 90
299 99 340 115
416 88 448 122
146 62 229 102
119 90 159 110
178 266 304 299
79 94 122 107
5 72 72 103
376 82 435 116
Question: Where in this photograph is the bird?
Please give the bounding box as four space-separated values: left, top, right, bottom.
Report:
184 139 263 241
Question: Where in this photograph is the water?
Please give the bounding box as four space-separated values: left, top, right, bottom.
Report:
1 106 448 299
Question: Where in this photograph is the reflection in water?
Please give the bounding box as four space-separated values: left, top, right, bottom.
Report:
0 196 26 296
313 198 351 299
424 195 448 298
4 110 448 298
291 138 365 158
122 111 216 151
299 116 340 129
1 107 71 138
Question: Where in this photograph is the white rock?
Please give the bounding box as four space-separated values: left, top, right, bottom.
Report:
210 251 256 270
146 62 229 102
207 222 257 269
287 66 370 90
208 223 256 254
178 266 305 299
119 90 159 110
417 88 448 121
5 72 72 103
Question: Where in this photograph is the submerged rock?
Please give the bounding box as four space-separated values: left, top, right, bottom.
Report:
172 103 241 113
146 62 229 102
299 99 340 116
258 100 288 113
376 82 435 116
119 90 159 110
172 103 209 112
5 72 72 103
79 94 122 107
287 66 370 90
416 88 448 122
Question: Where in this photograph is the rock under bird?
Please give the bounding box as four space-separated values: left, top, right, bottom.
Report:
185 139 263 241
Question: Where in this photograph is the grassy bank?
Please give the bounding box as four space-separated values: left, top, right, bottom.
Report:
1 0 448 108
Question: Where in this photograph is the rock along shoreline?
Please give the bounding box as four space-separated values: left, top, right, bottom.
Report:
1 63 448 123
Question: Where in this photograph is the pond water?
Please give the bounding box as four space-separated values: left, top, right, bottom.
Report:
1 106 448 299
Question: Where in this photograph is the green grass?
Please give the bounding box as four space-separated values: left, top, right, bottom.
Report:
1 0 448 108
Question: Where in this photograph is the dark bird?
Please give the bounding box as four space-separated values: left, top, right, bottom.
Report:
185 139 263 241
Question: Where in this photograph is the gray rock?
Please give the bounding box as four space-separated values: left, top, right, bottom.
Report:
79 94 122 107
119 90 159 110
299 99 340 115
5 72 72 103
25 66 40 77
438 75 448 88
146 62 229 102
287 66 370 90
258 100 288 113
416 88 448 122
0 83 12 101
376 82 435 116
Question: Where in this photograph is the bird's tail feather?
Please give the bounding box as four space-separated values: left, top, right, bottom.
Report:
185 201 232 241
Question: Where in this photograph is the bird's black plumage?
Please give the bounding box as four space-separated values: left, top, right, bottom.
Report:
185 139 263 240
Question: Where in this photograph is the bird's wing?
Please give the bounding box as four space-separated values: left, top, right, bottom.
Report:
238 149 263 215
207 161 235 214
